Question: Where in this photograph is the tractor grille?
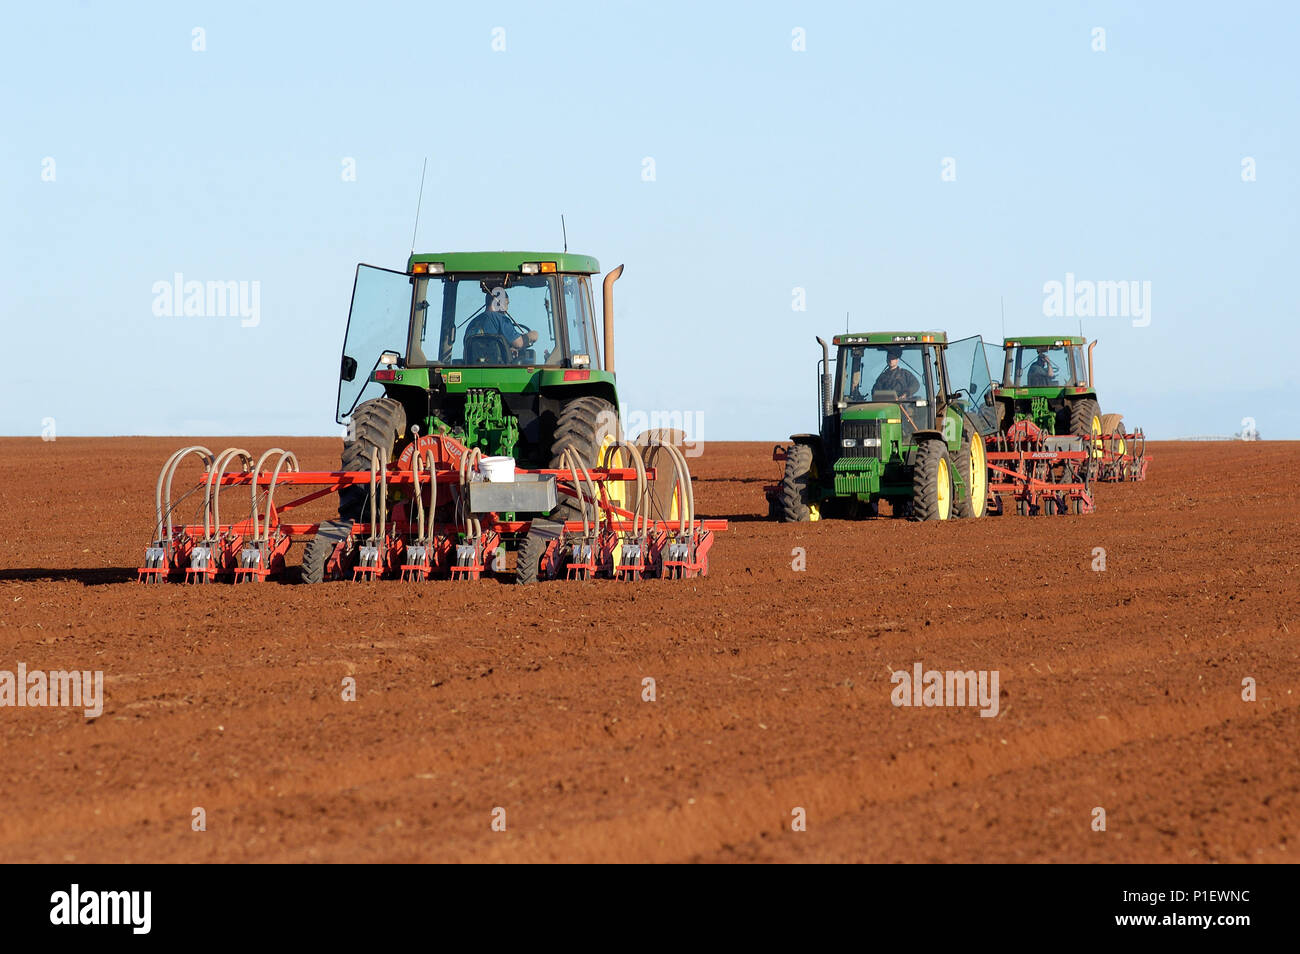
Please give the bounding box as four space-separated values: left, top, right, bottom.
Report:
839 419 882 457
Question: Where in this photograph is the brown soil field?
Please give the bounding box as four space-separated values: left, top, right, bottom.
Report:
0 438 1296 863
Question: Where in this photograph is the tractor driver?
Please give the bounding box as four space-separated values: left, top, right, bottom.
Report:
870 346 920 400
1026 347 1057 387
465 288 538 360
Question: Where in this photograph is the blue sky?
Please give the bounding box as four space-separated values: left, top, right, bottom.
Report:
2 1 1296 439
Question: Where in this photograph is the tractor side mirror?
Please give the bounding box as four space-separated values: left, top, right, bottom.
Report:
341 355 358 382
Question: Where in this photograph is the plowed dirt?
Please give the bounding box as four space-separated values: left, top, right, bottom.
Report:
0 438 1295 862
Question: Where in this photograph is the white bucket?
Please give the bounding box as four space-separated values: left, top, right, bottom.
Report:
478 456 516 483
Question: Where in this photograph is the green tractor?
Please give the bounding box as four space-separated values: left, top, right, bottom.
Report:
990 336 1102 445
310 251 625 582
770 332 999 522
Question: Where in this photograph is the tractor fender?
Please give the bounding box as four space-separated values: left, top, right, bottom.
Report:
786 434 829 471
903 431 945 467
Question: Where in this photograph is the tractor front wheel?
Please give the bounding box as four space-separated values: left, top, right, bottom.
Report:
515 528 553 585
301 519 355 583
910 439 954 521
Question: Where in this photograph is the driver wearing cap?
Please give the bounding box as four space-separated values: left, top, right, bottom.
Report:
871 346 920 400
465 288 538 357
1026 347 1057 387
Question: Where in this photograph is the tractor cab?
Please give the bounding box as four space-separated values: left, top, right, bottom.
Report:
1001 336 1091 390
992 335 1101 441
828 332 998 441
336 252 608 425
834 333 944 439
333 251 622 474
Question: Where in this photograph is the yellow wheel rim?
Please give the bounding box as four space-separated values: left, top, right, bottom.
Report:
937 456 951 520
599 435 626 571
1089 415 1103 458
969 438 987 517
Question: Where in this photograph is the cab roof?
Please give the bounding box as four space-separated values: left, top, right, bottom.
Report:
1004 335 1086 347
834 331 948 346
406 251 600 274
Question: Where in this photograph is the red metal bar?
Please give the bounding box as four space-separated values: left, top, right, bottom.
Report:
171 517 730 542
203 466 654 488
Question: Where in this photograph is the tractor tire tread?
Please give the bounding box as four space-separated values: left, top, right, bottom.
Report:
779 444 817 522
911 439 952 522
301 518 354 584
339 398 407 521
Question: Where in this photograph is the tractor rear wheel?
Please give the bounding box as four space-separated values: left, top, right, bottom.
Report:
910 439 953 521
779 444 821 522
301 518 355 583
1099 412 1127 460
338 397 407 522
551 396 619 465
516 396 618 584
953 422 988 519
1069 398 1102 452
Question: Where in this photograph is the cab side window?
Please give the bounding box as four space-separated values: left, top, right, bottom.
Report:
562 276 590 362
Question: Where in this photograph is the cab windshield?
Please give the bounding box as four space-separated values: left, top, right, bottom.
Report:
840 344 931 404
407 274 563 367
1005 344 1089 388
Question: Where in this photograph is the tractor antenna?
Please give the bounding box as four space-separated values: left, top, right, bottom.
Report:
1000 295 1006 339
561 214 568 253
845 311 850 333
409 157 428 257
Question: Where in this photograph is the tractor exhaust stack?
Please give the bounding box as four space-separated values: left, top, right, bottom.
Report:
816 336 832 417
602 264 624 373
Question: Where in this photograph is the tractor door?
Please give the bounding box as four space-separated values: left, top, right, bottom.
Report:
336 265 414 423
946 335 999 435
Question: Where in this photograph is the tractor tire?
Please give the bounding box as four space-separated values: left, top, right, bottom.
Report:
1069 398 1102 445
515 529 547 585
1099 412 1127 459
516 397 618 584
301 518 355 584
779 444 820 522
552 396 619 466
910 439 954 521
953 421 988 519
339 397 407 522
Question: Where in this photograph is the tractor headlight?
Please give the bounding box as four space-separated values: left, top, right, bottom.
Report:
842 438 857 448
